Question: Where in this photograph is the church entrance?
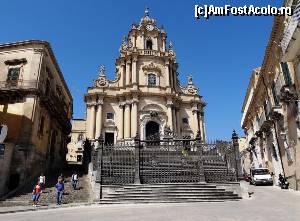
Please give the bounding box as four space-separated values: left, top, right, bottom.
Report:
104 132 114 145
145 121 160 140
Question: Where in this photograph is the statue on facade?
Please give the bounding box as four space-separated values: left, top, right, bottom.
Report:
93 65 108 87
164 125 173 137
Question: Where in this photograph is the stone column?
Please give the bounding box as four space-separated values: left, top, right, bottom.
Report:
87 103 96 139
131 99 138 137
132 56 137 85
118 104 124 140
199 112 203 140
176 108 181 135
141 33 144 49
86 104 92 139
169 64 174 89
95 100 103 139
124 102 131 138
162 36 166 52
193 108 199 136
200 111 206 142
126 59 131 86
172 107 177 133
120 62 125 87
154 36 158 50
173 67 177 89
167 101 173 131
133 35 137 48
165 60 170 88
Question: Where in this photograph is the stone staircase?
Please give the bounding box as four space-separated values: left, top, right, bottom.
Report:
100 183 241 204
0 171 92 207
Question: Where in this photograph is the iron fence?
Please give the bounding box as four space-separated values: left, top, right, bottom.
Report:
92 135 239 185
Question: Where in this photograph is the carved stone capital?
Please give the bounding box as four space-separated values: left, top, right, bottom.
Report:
119 101 125 108
96 100 103 106
87 102 97 107
192 109 200 114
166 102 173 108
132 56 138 62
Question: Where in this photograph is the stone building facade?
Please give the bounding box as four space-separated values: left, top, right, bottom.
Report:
66 119 86 164
0 40 72 196
85 9 206 144
241 0 300 190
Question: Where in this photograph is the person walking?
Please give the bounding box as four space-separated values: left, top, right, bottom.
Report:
55 177 64 205
71 171 78 190
59 173 65 183
32 182 42 207
39 173 46 192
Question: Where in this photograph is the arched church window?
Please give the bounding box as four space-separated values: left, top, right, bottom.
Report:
148 73 156 86
146 40 153 50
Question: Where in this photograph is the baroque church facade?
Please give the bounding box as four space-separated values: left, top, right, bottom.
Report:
84 9 206 144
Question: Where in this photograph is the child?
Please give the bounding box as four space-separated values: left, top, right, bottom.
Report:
32 182 41 207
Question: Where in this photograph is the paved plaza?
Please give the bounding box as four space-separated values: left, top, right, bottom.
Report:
1 184 300 221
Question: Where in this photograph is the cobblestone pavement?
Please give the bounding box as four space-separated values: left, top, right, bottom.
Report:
0 170 92 207
1 183 300 221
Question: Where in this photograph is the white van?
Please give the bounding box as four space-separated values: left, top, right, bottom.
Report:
250 168 273 185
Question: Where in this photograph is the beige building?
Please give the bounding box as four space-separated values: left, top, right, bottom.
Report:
66 119 86 164
0 40 72 196
84 9 206 144
241 0 300 190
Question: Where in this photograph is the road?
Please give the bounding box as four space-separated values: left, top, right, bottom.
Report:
1 184 300 221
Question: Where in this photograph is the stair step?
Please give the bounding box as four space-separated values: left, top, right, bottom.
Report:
112 189 231 193
98 200 239 204
105 194 239 198
101 183 240 203
100 197 241 202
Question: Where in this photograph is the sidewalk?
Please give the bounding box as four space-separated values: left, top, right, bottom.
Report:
0 202 95 214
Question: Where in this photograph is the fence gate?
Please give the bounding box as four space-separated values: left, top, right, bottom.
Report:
140 139 203 183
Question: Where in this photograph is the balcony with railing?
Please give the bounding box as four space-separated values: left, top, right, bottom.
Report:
138 49 161 56
0 80 39 104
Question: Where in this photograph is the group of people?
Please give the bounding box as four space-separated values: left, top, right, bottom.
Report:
32 171 79 207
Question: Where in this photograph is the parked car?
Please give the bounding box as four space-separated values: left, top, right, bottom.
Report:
250 168 273 186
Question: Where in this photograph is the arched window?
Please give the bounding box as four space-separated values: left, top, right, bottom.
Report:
146 40 153 50
148 73 156 86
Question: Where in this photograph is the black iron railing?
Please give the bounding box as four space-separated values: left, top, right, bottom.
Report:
92 135 239 186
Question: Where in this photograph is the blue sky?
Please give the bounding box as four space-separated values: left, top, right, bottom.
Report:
0 0 282 140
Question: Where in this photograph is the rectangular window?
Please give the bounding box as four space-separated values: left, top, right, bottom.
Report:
7 68 20 82
182 118 189 124
148 73 157 86
271 82 280 106
281 62 292 86
106 112 114 120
